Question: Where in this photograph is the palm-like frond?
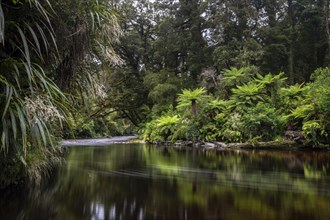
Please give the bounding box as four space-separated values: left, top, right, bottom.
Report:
255 72 286 85
231 82 265 106
156 115 180 137
232 82 264 96
157 115 180 128
221 67 253 87
177 87 207 108
290 104 315 120
280 83 305 96
204 99 228 112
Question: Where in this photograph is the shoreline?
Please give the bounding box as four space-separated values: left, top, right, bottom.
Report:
143 140 330 151
60 136 330 151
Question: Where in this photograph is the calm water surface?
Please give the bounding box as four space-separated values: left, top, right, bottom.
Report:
1 144 330 219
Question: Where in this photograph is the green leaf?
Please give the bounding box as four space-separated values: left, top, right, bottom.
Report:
25 22 43 59
16 25 31 66
15 102 27 153
2 85 13 120
36 118 47 147
9 108 18 141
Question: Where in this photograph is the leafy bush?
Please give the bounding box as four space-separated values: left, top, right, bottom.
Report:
302 120 322 145
217 112 244 142
143 114 181 142
157 115 181 140
143 121 161 142
279 83 307 114
241 103 285 141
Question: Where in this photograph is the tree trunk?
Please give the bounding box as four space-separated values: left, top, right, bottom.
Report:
288 0 295 84
324 0 330 57
191 99 197 115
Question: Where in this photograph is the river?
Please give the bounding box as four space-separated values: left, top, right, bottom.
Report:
1 139 330 219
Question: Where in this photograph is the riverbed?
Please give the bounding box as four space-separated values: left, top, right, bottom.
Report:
1 140 330 219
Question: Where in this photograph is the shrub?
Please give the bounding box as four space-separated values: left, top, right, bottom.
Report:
241 102 285 141
142 114 181 142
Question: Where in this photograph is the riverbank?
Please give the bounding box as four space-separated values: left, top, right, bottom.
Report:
145 140 330 151
61 136 329 150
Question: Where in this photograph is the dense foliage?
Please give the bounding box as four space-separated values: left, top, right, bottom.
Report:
0 0 121 187
142 67 330 146
94 0 330 147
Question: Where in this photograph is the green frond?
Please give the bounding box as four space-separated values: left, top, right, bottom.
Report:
205 99 227 111
280 83 305 96
157 115 180 128
177 88 207 103
232 82 264 96
290 104 315 119
255 72 287 85
221 66 253 87
230 82 265 107
177 87 208 111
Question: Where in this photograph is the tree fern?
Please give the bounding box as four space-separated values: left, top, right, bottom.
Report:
177 87 208 115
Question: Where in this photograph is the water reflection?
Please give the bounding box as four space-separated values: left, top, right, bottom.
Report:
1 144 330 219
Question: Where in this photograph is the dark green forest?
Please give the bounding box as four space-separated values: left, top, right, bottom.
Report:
1 0 330 187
